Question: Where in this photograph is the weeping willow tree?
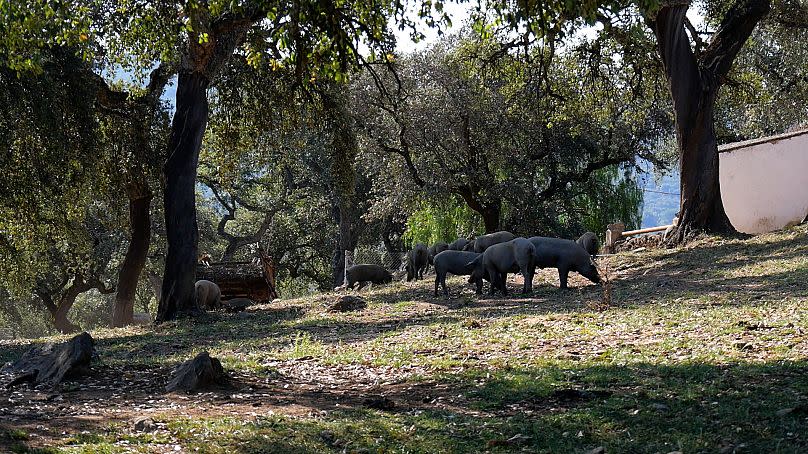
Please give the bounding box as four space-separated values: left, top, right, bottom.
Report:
403 164 643 245
403 198 483 247
573 166 644 237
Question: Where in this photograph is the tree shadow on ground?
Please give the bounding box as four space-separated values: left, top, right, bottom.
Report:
179 360 808 453
1 227 806 451
7 359 802 453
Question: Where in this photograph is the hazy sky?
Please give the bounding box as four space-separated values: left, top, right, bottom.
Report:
391 2 472 54
392 3 706 55
154 3 707 102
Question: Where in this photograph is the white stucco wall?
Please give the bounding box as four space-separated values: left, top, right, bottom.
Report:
719 129 808 234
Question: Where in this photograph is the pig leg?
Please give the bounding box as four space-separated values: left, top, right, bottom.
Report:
490 268 507 296
474 278 482 295
434 273 441 297
486 264 499 295
213 289 221 309
357 281 367 291
520 265 534 294
489 274 498 295
558 267 570 289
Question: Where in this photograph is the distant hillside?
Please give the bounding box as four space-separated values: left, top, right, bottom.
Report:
640 171 679 228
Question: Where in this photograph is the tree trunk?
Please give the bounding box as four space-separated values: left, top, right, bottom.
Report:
455 187 500 233
147 271 163 304
382 217 405 270
112 181 153 327
332 203 357 288
655 6 735 242
40 278 86 334
52 304 81 334
481 204 501 234
157 71 209 322
332 247 346 288
673 93 735 241
150 11 252 323
652 1 770 243
323 88 360 288
220 243 241 263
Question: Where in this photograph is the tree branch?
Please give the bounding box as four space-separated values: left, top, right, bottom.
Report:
701 0 771 79
684 16 705 56
376 138 427 187
538 153 628 200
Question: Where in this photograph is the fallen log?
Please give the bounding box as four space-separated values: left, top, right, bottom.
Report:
613 233 664 252
3 332 94 389
222 298 252 313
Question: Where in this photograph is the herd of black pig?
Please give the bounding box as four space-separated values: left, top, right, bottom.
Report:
345 231 601 297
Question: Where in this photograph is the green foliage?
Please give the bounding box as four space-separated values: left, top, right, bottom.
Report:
94 0 439 86
92 1 180 81
361 29 667 239
0 0 95 73
0 50 104 294
324 85 360 205
403 199 481 247
472 0 661 41
198 58 345 291
576 166 644 234
714 3 808 140
0 45 167 337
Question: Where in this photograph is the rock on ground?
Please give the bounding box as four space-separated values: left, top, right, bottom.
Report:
133 416 157 432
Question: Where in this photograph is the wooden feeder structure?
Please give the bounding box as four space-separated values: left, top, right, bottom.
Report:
196 251 278 303
604 221 674 253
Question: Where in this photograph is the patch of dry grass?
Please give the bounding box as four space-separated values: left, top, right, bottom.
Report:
2 224 807 453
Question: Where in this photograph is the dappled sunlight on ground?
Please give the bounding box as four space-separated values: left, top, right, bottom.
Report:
1 224 807 452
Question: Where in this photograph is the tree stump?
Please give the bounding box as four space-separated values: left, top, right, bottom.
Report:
165 351 228 393
3 332 94 389
328 295 366 312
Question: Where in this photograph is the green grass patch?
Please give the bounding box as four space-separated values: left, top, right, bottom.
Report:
3 224 807 452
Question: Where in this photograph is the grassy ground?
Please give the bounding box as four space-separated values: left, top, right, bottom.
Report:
1 225 807 453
